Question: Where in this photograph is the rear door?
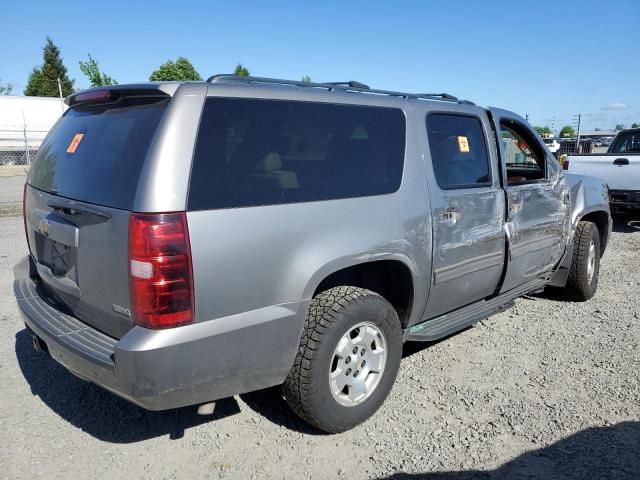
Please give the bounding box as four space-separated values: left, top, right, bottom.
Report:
422 111 506 319
25 93 170 338
489 109 569 293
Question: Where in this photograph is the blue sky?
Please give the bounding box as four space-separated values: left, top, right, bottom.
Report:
1 0 638 131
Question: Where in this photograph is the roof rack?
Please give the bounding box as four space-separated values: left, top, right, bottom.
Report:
206 75 474 105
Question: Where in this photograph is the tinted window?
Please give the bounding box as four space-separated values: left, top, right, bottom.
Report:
611 130 640 153
500 122 545 183
426 114 491 189
188 98 406 210
30 97 168 210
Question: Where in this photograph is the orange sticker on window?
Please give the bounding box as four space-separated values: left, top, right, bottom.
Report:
457 136 470 153
66 133 84 153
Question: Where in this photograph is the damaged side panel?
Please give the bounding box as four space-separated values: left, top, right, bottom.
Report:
425 187 506 318
500 175 569 292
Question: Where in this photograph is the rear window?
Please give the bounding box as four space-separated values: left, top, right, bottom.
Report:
611 130 640 153
187 98 406 210
30 96 169 210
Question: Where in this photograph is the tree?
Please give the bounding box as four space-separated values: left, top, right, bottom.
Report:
0 78 13 95
559 125 575 138
534 126 552 136
615 123 626 131
632 123 639 129
301 75 312 83
24 37 74 97
79 54 117 87
234 63 250 77
149 57 202 81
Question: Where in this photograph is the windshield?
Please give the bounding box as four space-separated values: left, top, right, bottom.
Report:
29 96 169 210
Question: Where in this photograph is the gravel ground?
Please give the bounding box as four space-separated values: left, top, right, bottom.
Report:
0 215 638 480
0 176 25 217
0 175 25 205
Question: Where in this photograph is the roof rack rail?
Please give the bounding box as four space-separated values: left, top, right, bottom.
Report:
325 81 370 89
206 75 473 105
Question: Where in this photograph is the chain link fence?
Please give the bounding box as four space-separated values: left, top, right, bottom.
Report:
0 129 47 166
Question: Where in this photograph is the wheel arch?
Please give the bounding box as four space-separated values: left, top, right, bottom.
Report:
578 209 610 256
310 259 416 329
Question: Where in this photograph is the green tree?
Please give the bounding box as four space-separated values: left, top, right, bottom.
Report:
24 37 74 97
149 57 202 81
615 123 626 131
301 75 312 83
559 125 575 138
234 63 250 76
0 78 13 95
79 54 117 87
534 126 552 136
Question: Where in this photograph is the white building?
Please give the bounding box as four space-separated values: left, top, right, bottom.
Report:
0 95 67 164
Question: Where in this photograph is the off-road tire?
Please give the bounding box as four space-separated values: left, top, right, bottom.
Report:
282 286 402 433
566 220 600 301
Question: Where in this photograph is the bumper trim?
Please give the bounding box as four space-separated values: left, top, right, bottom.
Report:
14 259 116 370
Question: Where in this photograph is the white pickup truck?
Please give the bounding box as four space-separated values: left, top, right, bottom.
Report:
566 128 640 213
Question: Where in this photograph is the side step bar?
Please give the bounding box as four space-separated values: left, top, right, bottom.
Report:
405 277 548 342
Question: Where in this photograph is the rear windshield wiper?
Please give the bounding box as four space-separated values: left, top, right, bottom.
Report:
47 199 111 219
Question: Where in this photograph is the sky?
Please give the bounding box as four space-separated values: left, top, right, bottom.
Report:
1 0 638 132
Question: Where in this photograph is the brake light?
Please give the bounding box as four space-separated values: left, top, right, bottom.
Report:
74 90 111 104
129 212 194 329
23 183 30 253
563 159 569 170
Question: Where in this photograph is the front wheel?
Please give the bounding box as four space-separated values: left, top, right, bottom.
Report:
282 286 402 433
565 221 600 301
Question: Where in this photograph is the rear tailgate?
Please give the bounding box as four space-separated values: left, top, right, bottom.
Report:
25 92 170 339
566 154 640 190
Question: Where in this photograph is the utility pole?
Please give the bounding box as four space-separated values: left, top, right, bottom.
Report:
57 77 64 112
573 114 582 153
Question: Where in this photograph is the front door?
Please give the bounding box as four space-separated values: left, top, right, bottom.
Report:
489 109 569 293
422 111 506 319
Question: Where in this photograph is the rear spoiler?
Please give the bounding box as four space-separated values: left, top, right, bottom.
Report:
65 83 180 107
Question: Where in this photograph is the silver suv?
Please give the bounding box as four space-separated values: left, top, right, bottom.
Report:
14 76 611 433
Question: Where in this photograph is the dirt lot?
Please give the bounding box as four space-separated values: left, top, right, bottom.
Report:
0 214 638 480
0 174 25 215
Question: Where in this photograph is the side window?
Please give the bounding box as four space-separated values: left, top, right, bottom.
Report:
188 98 406 210
500 122 546 184
426 113 491 189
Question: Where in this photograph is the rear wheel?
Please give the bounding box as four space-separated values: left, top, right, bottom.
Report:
282 286 402 433
565 221 600 301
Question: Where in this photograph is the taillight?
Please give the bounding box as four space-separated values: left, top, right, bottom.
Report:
23 183 31 253
129 212 194 329
563 159 569 171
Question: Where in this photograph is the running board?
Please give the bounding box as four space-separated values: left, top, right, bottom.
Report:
405 278 548 342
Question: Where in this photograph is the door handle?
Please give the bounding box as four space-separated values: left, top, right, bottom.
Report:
510 198 523 214
438 208 461 225
613 158 629 166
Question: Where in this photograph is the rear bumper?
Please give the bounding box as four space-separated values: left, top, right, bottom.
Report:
13 256 305 410
609 190 640 211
